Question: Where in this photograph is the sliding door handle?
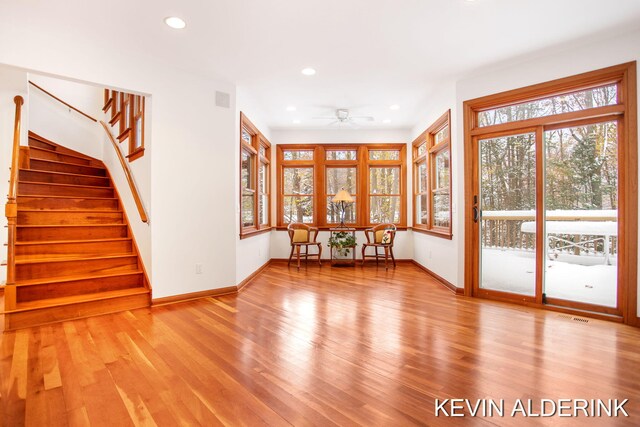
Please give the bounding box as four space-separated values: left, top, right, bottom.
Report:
473 206 479 223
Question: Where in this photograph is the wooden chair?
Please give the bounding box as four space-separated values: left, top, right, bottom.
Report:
361 223 397 269
287 223 322 269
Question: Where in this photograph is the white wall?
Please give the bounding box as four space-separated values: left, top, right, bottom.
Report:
454 30 640 314
0 40 237 300
235 87 272 283
100 92 152 280
410 80 459 285
269 128 414 260
28 74 104 159
0 65 28 283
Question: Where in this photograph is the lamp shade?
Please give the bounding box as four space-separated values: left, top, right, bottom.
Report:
332 189 354 203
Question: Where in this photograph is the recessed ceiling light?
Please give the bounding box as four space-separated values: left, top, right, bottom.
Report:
389 104 400 110
383 119 392 124
292 119 301 124
286 105 297 112
164 16 186 29
301 67 316 76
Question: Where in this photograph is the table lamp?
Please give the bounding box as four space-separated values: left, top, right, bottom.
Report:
332 188 354 228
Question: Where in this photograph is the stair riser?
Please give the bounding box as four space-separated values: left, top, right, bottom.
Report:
16 257 139 281
28 136 93 159
16 240 133 257
18 182 114 198
29 148 93 165
18 211 123 225
4 293 150 330
30 159 106 177
17 274 144 302
28 138 57 151
21 170 111 187
17 196 119 211
18 225 128 241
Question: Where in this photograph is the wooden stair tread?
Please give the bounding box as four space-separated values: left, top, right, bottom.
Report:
28 132 98 160
17 223 127 228
20 168 111 181
14 270 144 287
28 146 98 162
28 158 105 171
18 209 123 213
18 194 117 200
15 237 132 246
8 287 149 312
16 252 134 262
18 181 113 189
15 253 137 265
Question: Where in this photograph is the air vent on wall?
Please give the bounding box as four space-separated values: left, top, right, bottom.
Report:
215 91 230 108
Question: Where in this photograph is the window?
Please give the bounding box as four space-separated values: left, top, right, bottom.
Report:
239 113 271 238
277 144 406 228
463 62 637 324
104 89 146 162
412 110 452 238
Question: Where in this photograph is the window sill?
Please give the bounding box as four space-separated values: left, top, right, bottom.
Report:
411 226 453 240
240 227 272 240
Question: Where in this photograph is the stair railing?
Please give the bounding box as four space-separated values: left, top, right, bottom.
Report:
4 96 24 311
29 80 149 224
99 121 149 223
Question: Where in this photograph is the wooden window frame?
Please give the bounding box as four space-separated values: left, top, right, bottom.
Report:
239 112 272 239
412 110 453 239
463 62 638 326
276 143 407 229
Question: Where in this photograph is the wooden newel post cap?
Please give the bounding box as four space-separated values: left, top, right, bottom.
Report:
14 95 24 105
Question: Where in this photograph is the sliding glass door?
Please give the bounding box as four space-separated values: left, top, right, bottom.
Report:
474 120 621 314
543 121 619 311
479 132 537 298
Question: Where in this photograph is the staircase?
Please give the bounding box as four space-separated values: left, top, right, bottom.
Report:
3 132 150 330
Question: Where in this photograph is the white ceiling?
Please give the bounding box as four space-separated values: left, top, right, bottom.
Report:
3 0 640 130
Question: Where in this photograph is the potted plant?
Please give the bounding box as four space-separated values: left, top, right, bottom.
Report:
328 231 357 258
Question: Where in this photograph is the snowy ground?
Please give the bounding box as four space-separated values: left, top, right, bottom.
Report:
481 248 617 307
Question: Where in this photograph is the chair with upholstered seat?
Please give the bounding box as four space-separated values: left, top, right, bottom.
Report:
287 223 322 269
361 223 397 269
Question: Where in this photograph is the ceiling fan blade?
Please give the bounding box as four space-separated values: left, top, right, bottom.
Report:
326 120 339 126
350 116 375 121
312 116 337 120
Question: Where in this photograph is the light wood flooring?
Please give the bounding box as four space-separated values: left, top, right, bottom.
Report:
1 261 640 426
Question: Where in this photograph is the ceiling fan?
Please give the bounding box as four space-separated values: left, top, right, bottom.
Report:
312 108 374 127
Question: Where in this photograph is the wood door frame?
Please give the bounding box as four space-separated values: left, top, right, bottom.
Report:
463 62 638 326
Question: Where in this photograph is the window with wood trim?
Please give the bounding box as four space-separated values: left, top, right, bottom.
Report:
104 89 146 162
412 110 452 238
277 144 406 228
240 113 271 238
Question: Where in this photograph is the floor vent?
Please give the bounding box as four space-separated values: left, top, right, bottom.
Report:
558 314 589 323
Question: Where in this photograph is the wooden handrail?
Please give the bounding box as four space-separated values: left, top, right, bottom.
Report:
5 95 24 311
29 80 98 122
100 121 149 223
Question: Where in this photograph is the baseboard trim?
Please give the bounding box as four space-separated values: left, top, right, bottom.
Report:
151 286 237 307
411 260 462 295
152 260 272 306
237 259 271 292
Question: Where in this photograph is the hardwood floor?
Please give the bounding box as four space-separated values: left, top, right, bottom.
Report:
2 261 639 426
